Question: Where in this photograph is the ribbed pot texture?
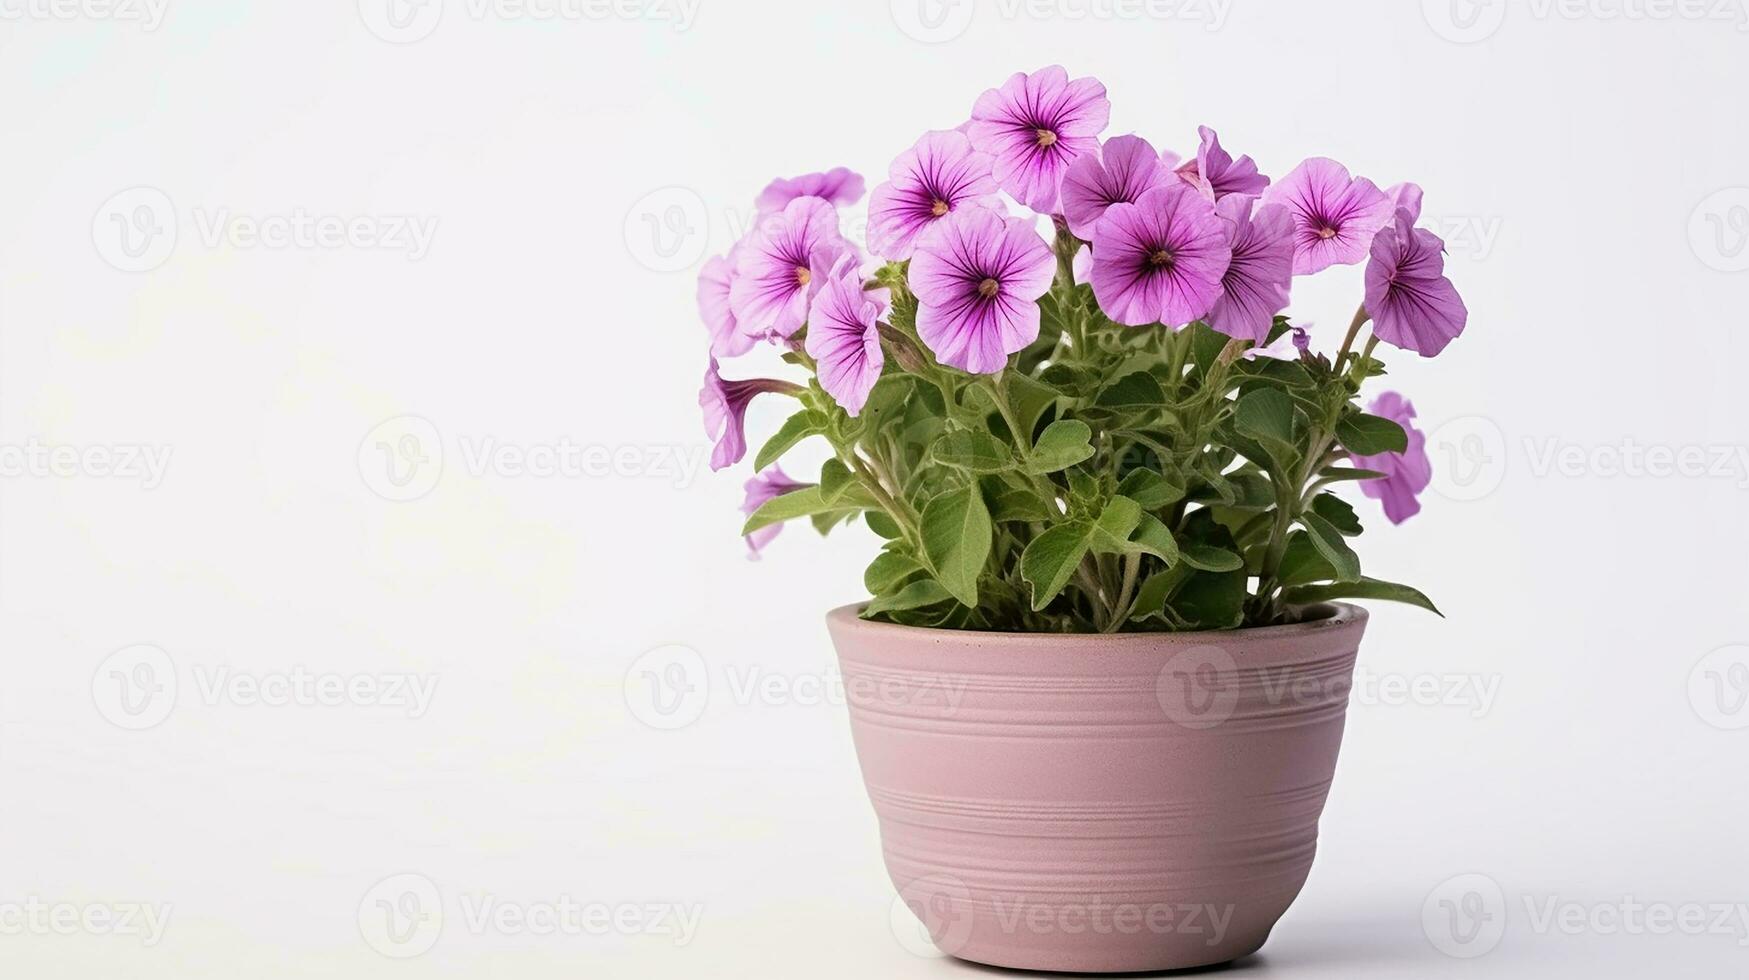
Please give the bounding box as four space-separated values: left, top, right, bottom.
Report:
827 602 1367 974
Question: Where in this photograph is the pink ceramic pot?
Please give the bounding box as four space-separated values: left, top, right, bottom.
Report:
828 602 1367 974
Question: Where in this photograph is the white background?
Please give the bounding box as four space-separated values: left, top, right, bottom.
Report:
2 1 1746 976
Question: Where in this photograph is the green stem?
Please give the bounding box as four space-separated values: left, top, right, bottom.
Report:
1106 552 1142 633
1346 335 1382 388
1165 327 1191 396
847 453 919 547
1335 305 1371 370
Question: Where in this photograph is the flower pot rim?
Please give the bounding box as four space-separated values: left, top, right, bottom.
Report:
828 601 1366 647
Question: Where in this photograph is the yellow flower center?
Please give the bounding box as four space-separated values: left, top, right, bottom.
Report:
1035 128 1057 148
795 266 811 286
1317 226 1338 240
930 199 950 217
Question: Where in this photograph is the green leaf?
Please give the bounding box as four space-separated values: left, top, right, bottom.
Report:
1116 468 1186 509
1092 496 1143 545
864 579 954 617
921 484 992 608
1299 511 1362 582
810 510 857 535
1126 513 1181 565
818 459 854 505
1336 412 1408 456
1004 371 1061 442
865 510 902 540
931 430 1014 474
1240 356 1314 389
754 410 826 471
1126 566 1186 623
986 483 1056 523
1173 568 1247 630
1020 521 1095 611
1186 321 1229 376
1316 466 1389 484
1095 372 1167 408
1194 463 1239 505
1310 493 1363 536
1233 388 1297 447
1025 419 1096 474
740 485 826 536
856 374 914 423
1179 544 1244 573
864 551 924 594
1281 577 1442 616
1276 531 1336 587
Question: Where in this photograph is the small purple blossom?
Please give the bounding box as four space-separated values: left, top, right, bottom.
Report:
967 65 1111 212
729 197 850 340
700 359 801 471
1262 158 1394 275
1089 182 1232 328
909 208 1056 374
741 465 811 557
1351 391 1432 525
805 254 891 416
867 130 1002 261
755 167 865 215
697 245 755 358
1059 134 1174 240
1186 126 1269 200
1243 324 1310 361
1365 211 1468 358
1205 195 1295 343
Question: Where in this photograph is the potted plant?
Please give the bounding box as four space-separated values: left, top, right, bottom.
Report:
696 66 1466 973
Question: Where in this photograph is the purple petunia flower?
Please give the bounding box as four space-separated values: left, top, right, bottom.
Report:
754 167 865 215
966 66 1111 213
700 358 802 471
697 244 755 358
1182 126 1270 201
1205 195 1296 343
1365 210 1468 358
1088 182 1232 328
1262 158 1394 275
866 130 1002 260
729 197 850 340
1059 134 1174 240
741 464 811 557
1387 181 1424 223
909 208 1056 375
805 254 891 416
1350 391 1432 525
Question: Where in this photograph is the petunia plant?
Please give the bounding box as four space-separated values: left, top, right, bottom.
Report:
698 66 1468 633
